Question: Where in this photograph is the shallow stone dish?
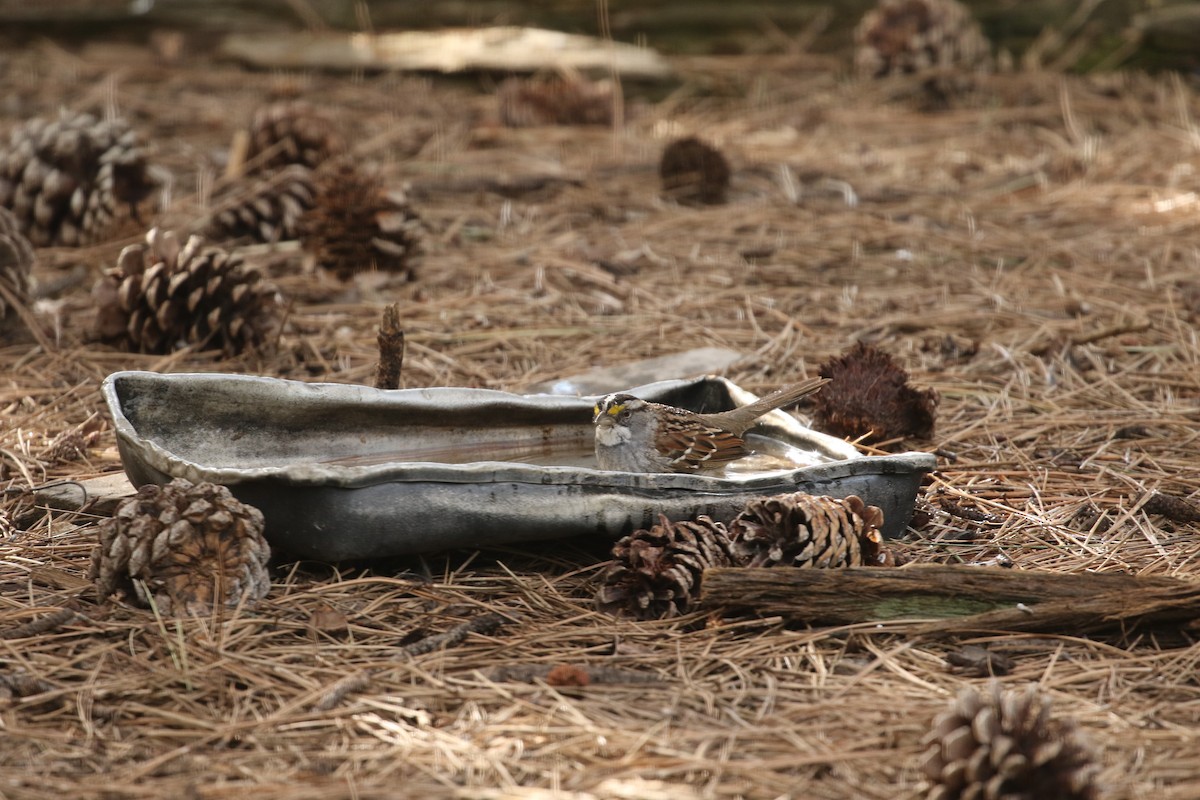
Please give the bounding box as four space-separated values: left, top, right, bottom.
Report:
102 371 936 560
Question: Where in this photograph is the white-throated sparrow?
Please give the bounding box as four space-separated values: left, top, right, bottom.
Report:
592 377 830 473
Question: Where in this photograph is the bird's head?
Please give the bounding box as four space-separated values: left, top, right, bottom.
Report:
592 393 645 428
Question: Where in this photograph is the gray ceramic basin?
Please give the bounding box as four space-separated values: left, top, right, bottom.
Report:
102 371 936 560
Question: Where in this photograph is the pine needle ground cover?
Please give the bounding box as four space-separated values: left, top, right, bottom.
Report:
1 37 1199 800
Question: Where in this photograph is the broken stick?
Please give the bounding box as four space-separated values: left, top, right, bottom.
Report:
374 303 405 390
312 612 508 711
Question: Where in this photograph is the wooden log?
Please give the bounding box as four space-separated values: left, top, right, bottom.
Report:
0 0 866 30
0 0 1182 73
698 564 1195 636
910 583 1200 638
218 28 674 79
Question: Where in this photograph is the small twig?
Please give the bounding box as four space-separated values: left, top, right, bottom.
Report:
0 671 58 699
222 129 250 181
28 565 93 593
407 174 584 200
1031 319 1151 356
1143 492 1200 524
374 303 405 390
0 607 83 640
31 264 90 299
937 497 1004 525
0 669 118 719
312 612 509 711
1068 319 1152 347
313 671 373 712
0 280 55 353
945 644 1014 677
485 663 663 686
399 611 506 657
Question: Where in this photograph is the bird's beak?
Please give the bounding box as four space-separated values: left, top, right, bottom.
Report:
593 401 624 425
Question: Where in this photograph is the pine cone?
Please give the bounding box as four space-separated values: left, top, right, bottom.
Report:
92 227 281 355
812 342 938 444
921 683 1100 800
0 206 34 328
660 136 730 205
729 493 889 568
855 0 991 79
205 165 315 244
90 478 271 615
301 161 423 281
245 101 344 173
597 515 736 620
38 414 103 465
497 75 614 127
0 110 158 246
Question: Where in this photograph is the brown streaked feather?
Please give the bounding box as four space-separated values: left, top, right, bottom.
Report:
657 422 748 472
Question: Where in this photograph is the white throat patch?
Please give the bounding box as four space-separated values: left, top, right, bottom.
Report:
594 421 632 446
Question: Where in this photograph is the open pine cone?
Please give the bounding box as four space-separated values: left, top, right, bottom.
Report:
90 479 271 615
660 136 730 205
301 160 423 281
729 493 889 568
921 683 1100 800
92 227 281 355
245 101 345 174
597 515 737 620
0 206 34 329
38 414 103 465
855 0 991 78
812 342 938 444
0 110 158 246
205 164 315 244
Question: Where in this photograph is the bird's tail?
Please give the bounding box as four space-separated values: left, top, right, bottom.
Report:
729 376 829 430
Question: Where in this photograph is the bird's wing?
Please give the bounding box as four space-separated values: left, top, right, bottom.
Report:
656 424 748 472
